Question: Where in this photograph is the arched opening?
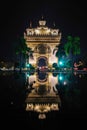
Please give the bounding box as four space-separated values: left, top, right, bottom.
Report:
37 57 48 82
37 56 47 68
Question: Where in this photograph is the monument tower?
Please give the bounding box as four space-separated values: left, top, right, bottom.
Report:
24 18 61 69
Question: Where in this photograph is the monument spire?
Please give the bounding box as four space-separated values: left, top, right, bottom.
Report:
53 22 55 28
42 15 44 20
30 21 32 28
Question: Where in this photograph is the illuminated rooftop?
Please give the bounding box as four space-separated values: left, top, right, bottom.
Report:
24 19 61 43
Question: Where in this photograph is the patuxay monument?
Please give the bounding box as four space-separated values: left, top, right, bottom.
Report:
24 17 61 69
24 18 61 119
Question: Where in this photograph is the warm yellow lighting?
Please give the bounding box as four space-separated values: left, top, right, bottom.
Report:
26 103 34 110
39 20 46 26
24 18 61 73
38 113 46 119
35 29 40 34
51 104 59 110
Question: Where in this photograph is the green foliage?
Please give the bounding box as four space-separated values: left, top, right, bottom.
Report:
52 63 58 68
64 35 81 69
26 47 34 59
15 36 33 71
64 35 80 56
53 44 65 59
52 72 58 77
15 37 28 56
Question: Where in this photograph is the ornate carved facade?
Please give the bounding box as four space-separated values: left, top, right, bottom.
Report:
24 19 61 68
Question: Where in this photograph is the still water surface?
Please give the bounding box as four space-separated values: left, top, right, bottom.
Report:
0 71 87 127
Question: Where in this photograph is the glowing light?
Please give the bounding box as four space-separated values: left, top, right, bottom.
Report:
59 61 63 65
26 103 34 110
35 29 40 34
39 114 46 119
26 73 30 77
24 18 62 70
26 63 30 67
59 75 63 80
39 20 46 26
64 81 67 85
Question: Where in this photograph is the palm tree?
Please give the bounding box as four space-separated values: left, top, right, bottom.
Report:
64 35 80 69
53 44 65 66
26 47 34 67
15 37 33 71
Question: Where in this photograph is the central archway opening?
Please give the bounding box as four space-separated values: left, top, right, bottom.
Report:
37 57 48 82
37 56 47 68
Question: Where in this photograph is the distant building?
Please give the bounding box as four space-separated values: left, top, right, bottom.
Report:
0 61 14 70
24 18 61 69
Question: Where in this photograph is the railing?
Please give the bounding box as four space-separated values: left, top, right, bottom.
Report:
24 36 61 42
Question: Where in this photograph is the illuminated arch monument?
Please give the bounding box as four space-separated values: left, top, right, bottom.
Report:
24 19 61 119
24 19 61 68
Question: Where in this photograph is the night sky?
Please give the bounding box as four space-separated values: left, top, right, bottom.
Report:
0 1 87 128
0 0 87 61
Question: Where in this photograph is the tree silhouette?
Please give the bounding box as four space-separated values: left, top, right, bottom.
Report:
15 37 33 71
53 43 65 68
64 36 80 69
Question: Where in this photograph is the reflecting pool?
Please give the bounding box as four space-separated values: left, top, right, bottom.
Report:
0 71 87 123
25 71 61 119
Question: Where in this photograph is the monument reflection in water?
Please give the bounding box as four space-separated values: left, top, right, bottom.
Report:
25 70 61 119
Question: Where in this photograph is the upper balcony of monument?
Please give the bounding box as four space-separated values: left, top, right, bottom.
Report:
24 19 62 43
